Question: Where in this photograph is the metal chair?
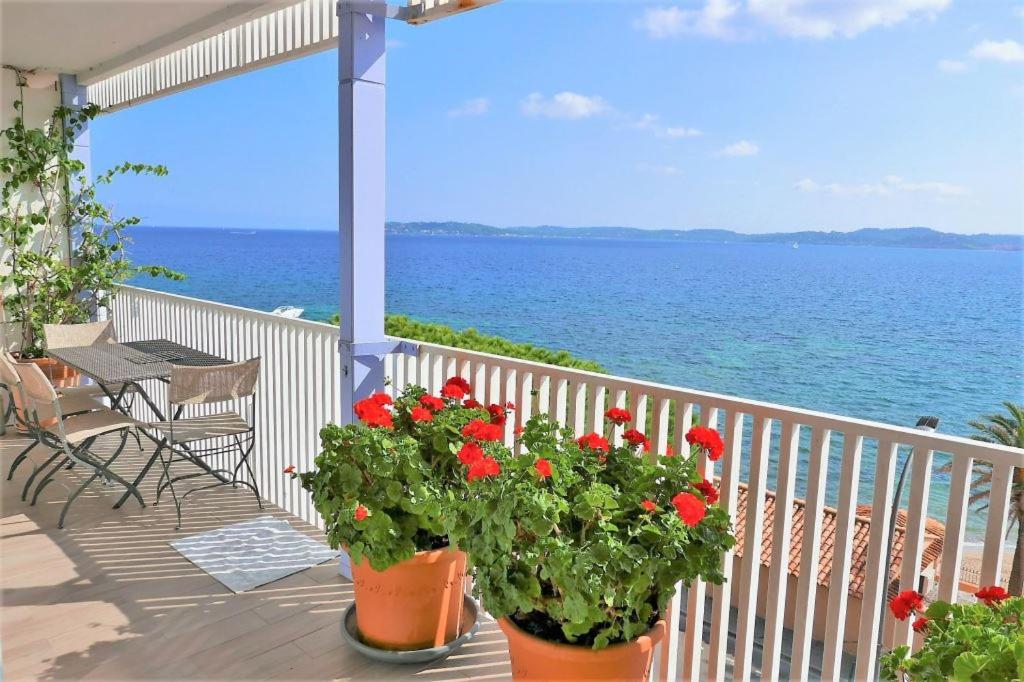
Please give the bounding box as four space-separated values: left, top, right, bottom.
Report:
145 358 262 528
13 361 147 528
1 351 107 484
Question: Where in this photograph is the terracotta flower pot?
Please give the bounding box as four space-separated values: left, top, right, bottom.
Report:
499 616 667 681
350 547 467 651
27 356 81 388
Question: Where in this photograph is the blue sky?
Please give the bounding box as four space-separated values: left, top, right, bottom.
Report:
93 0 1024 235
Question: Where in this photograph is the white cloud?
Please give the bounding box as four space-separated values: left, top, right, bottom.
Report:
521 92 608 120
637 162 681 175
448 97 490 118
937 59 968 73
665 126 703 138
635 0 949 41
795 175 967 197
969 39 1024 63
630 113 702 138
748 0 949 39
633 1 739 39
717 140 759 157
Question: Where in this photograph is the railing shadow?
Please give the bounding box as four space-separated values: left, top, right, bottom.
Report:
1 432 513 681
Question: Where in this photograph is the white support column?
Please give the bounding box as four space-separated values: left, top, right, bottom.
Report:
59 74 97 317
336 0 387 581
337 0 387 426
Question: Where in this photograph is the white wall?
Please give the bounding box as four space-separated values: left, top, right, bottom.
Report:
0 68 65 351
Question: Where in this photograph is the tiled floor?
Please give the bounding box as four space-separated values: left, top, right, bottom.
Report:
0 432 513 680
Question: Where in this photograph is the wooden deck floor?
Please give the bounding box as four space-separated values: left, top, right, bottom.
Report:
0 431 513 681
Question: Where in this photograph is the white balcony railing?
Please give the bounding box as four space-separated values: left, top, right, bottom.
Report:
112 284 1022 682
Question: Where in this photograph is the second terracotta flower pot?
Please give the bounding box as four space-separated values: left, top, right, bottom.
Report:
26 356 80 388
499 616 667 681
350 547 467 651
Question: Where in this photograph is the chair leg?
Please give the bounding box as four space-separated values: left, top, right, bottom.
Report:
30 456 71 505
156 445 181 529
60 432 141 527
22 450 64 501
241 455 262 510
7 437 41 481
58 471 100 529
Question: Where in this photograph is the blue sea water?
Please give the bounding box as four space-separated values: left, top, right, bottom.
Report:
127 227 1023 537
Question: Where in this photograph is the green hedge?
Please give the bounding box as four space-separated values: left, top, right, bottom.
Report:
327 313 605 374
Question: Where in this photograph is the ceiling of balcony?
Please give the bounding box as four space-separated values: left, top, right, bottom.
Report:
0 0 290 84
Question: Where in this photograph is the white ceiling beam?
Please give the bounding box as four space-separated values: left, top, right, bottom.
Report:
78 1 292 86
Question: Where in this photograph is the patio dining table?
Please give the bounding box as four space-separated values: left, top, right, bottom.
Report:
46 339 231 509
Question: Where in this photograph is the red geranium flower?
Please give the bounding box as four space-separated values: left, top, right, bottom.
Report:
604 407 632 425
370 393 393 407
912 616 929 633
462 419 504 442
505 401 516 411
457 442 484 466
672 492 706 527
576 432 610 452
889 590 924 621
641 499 657 512
419 395 445 412
623 428 649 448
410 406 434 422
534 458 552 479
487 404 507 426
446 376 472 393
463 398 482 409
282 464 295 474
694 479 719 505
441 384 465 400
441 377 471 400
354 505 368 522
976 586 1010 605
686 426 725 461
514 426 524 437
354 398 394 429
466 455 500 482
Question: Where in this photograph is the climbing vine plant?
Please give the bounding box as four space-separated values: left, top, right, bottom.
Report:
0 94 183 357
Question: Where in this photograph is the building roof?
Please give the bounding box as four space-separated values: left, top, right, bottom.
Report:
732 483 945 600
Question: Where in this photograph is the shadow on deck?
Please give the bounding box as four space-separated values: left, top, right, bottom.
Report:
0 431 513 680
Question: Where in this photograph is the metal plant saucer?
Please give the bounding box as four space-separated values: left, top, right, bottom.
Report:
340 595 481 664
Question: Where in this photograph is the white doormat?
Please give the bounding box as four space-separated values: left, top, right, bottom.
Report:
170 515 341 593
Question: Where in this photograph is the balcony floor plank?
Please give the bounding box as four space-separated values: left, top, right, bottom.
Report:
0 432 513 681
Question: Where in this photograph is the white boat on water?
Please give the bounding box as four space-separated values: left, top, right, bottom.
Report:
272 305 304 319
792 242 799 249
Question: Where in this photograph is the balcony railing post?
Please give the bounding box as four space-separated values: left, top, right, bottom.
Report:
337 0 387 426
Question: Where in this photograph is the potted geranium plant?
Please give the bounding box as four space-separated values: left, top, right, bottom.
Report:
881 586 1024 681
449 409 735 681
1 96 182 379
289 377 502 652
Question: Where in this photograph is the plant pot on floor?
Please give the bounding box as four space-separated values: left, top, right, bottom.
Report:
349 547 467 651
499 616 667 682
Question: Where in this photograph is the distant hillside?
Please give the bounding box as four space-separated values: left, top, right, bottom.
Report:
385 222 1022 251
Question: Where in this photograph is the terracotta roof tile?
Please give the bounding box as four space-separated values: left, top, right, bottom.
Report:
730 483 944 600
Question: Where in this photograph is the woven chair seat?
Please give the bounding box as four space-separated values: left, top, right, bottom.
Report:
148 412 251 444
48 409 147 444
54 393 106 417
